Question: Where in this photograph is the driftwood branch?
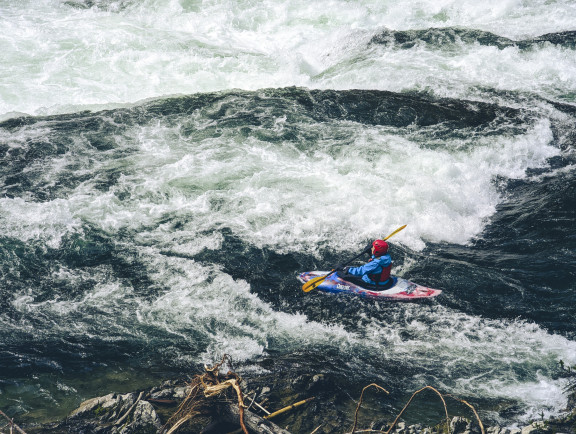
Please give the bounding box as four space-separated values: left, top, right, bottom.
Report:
347 383 483 434
386 386 450 434
350 383 390 434
445 395 486 434
246 393 271 415
115 390 144 426
227 396 314 434
221 402 292 434
162 354 250 434
264 397 314 420
203 378 248 434
166 414 194 434
0 410 27 434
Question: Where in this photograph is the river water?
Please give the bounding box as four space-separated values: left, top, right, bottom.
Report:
1 0 575 429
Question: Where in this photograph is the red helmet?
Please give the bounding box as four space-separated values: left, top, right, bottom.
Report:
372 239 388 256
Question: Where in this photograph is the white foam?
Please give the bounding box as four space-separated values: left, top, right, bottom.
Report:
357 306 576 418
130 250 360 364
0 197 81 249
69 116 557 253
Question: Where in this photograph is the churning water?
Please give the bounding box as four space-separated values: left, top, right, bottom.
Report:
1 0 575 428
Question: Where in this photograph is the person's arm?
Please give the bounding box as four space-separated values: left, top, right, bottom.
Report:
346 260 381 277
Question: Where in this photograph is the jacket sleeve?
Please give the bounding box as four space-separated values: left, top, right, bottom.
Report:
346 260 382 277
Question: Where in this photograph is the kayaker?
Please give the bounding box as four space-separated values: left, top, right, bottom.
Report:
336 239 393 290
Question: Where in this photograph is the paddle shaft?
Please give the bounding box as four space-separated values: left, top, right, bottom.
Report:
313 249 366 284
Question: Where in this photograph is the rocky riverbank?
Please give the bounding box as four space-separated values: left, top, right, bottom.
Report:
17 361 575 434
21 379 575 434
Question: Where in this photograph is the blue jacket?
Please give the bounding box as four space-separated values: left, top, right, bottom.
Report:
346 254 392 286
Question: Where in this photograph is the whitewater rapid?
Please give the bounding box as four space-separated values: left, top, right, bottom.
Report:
1 0 575 428
2 0 576 119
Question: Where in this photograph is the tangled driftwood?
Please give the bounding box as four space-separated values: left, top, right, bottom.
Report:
160 354 485 434
162 355 303 434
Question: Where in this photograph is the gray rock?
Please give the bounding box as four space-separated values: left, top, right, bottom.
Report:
450 416 470 434
69 393 117 419
116 400 162 434
521 421 551 434
173 386 189 399
149 387 174 400
69 392 136 422
306 374 326 392
113 394 138 420
65 390 162 434
396 421 407 433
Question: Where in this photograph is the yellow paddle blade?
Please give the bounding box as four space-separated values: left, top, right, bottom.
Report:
302 272 333 292
383 224 406 241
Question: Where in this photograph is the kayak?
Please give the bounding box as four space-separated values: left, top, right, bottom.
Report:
298 271 442 301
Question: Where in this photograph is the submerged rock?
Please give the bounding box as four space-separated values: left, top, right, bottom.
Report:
47 390 162 434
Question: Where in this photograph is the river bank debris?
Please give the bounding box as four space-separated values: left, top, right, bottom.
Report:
162 354 305 434
3 357 575 433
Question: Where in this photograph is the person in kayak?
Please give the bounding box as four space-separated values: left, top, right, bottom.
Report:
336 239 394 290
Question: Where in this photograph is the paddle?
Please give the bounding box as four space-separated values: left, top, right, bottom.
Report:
302 224 407 293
